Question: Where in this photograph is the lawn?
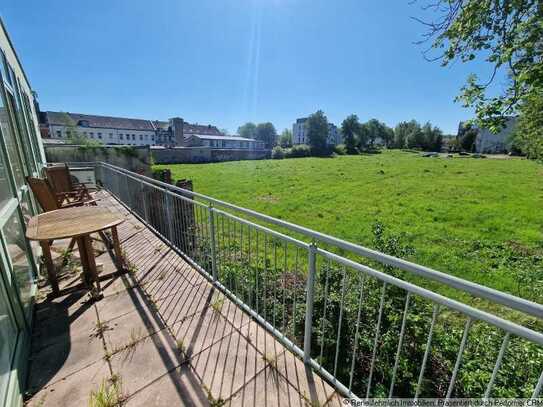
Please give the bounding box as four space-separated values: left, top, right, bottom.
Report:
155 151 543 301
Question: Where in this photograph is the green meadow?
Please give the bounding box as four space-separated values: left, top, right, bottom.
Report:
155 151 543 301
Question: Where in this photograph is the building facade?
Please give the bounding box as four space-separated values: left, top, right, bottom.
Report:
292 117 341 146
0 18 46 407
473 117 517 154
40 112 224 148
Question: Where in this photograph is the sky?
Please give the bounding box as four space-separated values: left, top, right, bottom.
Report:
1 0 498 135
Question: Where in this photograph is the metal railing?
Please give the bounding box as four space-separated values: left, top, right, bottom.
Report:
94 161 543 400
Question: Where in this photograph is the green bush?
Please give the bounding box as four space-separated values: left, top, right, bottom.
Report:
271 146 285 159
333 144 348 155
285 144 311 158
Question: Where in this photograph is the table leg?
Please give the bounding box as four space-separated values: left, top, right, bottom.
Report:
111 226 125 270
77 234 102 300
40 240 59 296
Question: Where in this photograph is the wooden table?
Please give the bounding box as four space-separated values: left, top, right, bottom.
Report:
26 206 125 299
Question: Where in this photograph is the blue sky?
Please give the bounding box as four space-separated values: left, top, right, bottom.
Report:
2 0 497 134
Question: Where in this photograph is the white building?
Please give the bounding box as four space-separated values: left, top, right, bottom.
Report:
458 117 517 153
184 134 265 150
43 111 157 146
292 117 341 146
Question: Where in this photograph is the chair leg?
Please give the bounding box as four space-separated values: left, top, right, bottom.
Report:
40 241 59 296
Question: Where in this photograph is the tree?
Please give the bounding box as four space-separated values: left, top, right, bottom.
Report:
279 129 293 148
238 122 257 139
513 90 543 159
255 122 277 149
361 119 392 148
306 110 329 155
416 0 543 157
394 121 420 149
340 114 361 154
457 122 479 152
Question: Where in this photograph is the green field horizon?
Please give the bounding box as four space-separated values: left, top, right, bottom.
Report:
155 151 543 301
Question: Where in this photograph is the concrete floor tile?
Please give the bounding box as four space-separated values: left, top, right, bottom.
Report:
226 366 305 407
26 360 112 407
32 297 98 353
103 303 168 353
275 349 338 406
157 280 216 326
190 330 267 402
239 319 287 361
124 365 210 407
169 307 242 359
94 287 149 322
109 329 184 397
27 324 105 394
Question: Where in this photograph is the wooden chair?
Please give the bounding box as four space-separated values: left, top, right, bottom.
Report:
44 164 93 203
26 176 96 212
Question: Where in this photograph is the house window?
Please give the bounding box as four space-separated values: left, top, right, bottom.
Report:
140 135 143 141
109 133 113 138
132 134 135 140
56 130 61 138
120 134 124 140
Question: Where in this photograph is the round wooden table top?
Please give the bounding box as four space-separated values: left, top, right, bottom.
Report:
26 206 125 241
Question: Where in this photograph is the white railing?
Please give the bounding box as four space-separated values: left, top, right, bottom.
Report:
94 161 543 400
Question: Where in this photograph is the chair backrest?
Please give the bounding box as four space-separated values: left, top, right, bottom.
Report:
44 164 73 194
26 177 60 212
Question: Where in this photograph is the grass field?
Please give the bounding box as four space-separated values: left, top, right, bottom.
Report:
155 151 543 301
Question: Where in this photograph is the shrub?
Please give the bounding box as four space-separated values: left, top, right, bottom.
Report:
271 146 285 159
333 144 347 155
285 144 311 158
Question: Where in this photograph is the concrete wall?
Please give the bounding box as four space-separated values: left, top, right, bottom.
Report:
44 144 152 174
152 147 270 164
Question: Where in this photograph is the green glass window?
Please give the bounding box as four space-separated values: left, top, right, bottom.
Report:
0 276 18 402
3 211 33 321
0 133 12 209
0 92 25 189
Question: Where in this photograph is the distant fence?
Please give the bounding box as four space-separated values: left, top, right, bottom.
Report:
95 161 543 400
151 147 270 164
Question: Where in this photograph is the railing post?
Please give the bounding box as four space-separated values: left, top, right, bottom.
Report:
304 242 317 363
141 182 148 222
165 192 174 244
208 204 218 281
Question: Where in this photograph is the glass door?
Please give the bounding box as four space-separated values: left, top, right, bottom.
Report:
0 262 20 406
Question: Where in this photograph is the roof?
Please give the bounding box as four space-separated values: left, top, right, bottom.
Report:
45 111 155 131
187 134 256 142
184 123 222 136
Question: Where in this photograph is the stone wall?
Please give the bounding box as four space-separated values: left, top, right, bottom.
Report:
44 144 152 174
151 147 270 164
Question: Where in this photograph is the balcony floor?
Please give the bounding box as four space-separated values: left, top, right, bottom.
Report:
26 190 341 406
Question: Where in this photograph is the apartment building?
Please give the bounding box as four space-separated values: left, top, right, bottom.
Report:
292 117 342 146
0 17 46 407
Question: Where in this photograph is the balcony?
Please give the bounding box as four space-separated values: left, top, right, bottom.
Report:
25 163 543 406
25 189 339 406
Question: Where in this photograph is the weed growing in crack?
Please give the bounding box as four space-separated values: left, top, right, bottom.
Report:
88 374 123 407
